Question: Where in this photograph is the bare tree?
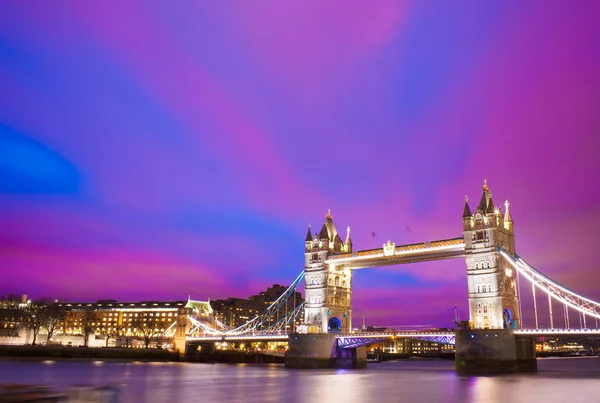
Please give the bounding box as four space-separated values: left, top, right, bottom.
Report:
40 304 65 344
117 327 134 348
134 318 168 349
78 308 100 347
103 327 119 347
22 303 45 345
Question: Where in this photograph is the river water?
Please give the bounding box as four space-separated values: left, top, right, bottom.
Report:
0 357 599 402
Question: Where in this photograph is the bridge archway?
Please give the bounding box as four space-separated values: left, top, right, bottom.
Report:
503 308 513 329
328 317 341 333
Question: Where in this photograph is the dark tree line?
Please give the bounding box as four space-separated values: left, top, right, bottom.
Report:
6 302 67 345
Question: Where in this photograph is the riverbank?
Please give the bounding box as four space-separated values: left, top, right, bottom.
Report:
0 345 285 364
0 345 180 361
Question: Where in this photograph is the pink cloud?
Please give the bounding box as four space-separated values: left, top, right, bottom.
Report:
52 2 331 219
352 283 467 328
0 244 227 302
225 1 409 88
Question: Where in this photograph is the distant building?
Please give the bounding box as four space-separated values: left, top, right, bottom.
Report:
0 294 30 337
370 338 454 355
1 283 304 347
211 284 304 330
56 299 212 346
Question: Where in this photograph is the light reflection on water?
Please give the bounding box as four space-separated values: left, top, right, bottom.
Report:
0 358 598 403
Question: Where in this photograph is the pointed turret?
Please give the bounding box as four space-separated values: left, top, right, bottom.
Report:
324 209 338 240
487 197 495 214
462 195 472 218
318 223 329 240
305 224 313 242
477 179 496 214
333 234 343 252
503 200 513 231
345 226 353 252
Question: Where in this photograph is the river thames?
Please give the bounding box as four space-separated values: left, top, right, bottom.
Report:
0 357 599 402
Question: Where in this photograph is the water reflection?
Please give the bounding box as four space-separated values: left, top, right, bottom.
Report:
0 358 598 403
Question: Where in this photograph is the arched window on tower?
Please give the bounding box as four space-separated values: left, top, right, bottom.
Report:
335 276 340 286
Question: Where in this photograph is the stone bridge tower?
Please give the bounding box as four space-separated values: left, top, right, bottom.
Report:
462 181 520 329
303 211 353 334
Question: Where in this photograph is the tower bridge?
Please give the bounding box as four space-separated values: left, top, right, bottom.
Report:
302 180 518 335
181 181 600 374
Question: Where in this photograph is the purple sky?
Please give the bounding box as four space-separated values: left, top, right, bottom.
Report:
1 1 599 328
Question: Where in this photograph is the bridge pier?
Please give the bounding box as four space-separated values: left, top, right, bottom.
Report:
285 334 366 369
455 329 536 374
174 336 187 359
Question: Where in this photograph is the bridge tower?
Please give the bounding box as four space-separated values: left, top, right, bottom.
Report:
303 211 353 334
462 180 520 329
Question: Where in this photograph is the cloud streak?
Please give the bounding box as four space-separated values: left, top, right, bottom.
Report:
0 1 598 326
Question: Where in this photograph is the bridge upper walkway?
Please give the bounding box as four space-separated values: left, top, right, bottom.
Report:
325 238 466 269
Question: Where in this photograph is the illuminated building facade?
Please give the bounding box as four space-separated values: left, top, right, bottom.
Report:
370 338 455 356
57 299 212 345
0 294 30 337
462 181 520 329
303 211 353 334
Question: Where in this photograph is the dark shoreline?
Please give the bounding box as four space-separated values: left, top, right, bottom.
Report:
0 346 180 362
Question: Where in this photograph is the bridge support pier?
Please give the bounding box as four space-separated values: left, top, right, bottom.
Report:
174 336 187 359
285 334 366 369
455 329 536 375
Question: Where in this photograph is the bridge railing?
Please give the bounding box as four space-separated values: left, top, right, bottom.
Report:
515 328 600 335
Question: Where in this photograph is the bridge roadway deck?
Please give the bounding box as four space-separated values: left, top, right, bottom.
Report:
186 328 600 343
186 330 456 343
325 238 466 269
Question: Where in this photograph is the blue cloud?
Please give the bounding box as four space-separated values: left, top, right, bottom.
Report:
0 124 80 193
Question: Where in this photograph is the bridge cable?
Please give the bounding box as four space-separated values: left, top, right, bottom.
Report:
532 280 539 329
224 271 305 336
499 248 600 322
548 294 554 329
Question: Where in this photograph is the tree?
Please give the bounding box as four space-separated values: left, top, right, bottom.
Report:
134 317 168 349
40 304 65 344
103 327 119 347
78 308 100 347
21 303 45 345
117 327 134 348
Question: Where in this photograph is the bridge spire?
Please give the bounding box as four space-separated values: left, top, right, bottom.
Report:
503 200 513 231
477 179 495 214
462 195 472 218
345 226 353 252
305 223 313 243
